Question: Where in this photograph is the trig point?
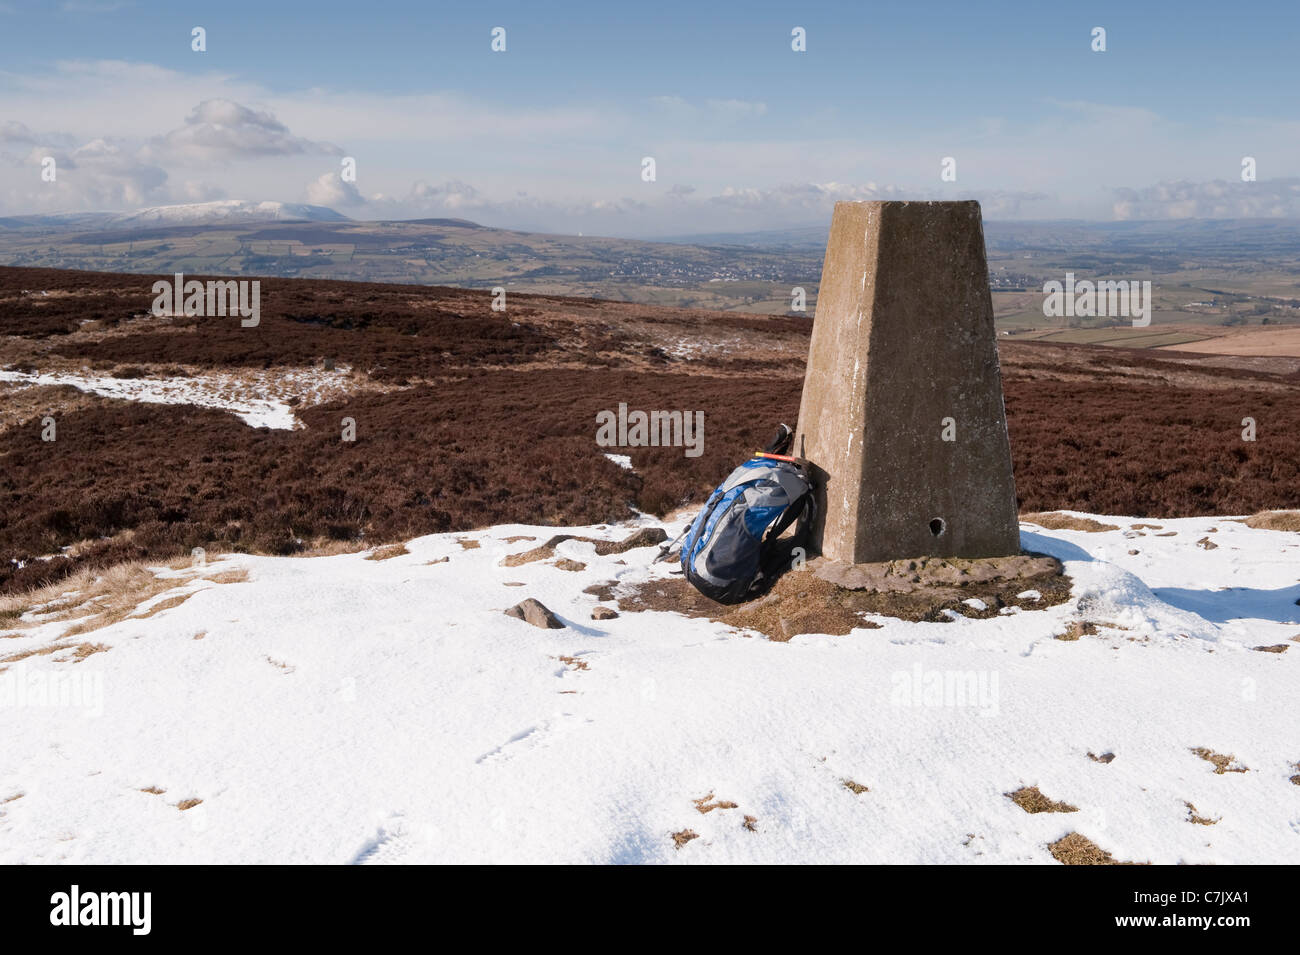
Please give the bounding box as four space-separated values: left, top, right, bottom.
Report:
794 200 1020 563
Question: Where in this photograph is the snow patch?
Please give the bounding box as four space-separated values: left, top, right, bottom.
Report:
0 367 350 430
2 515 1297 864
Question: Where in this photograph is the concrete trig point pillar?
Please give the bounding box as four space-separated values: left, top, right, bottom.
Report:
794 200 1020 563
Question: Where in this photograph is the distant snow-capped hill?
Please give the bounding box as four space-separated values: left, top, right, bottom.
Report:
107 200 349 228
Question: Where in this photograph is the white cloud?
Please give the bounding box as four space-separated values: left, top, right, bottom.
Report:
304 170 364 207
179 180 227 202
144 99 343 163
1112 178 1300 219
2 59 1300 231
0 121 38 143
15 138 167 210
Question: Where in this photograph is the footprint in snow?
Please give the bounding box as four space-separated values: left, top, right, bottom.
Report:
350 813 422 865
476 713 592 764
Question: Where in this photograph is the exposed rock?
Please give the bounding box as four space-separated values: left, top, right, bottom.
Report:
503 527 668 567
502 535 572 567
593 527 667 556
504 598 563 629
583 580 619 601
591 606 618 620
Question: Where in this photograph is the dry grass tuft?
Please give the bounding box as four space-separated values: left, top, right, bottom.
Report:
365 543 409 561
1087 751 1116 764
1252 643 1289 653
1184 801 1219 826
619 555 1068 637
1240 510 1300 531
175 798 203 811
1021 512 1120 533
299 538 368 557
1048 832 1146 865
0 643 64 666
1057 620 1098 641
203 568 250 584
692 793 739 814
139 786 165 795
1008 786 1078 814
0 561 200 639
671 829 699 849
1 639 109 669
1191 747 1249 774
843 779 869 795
122 592 194 623
557 655 589 671
743 815 758 832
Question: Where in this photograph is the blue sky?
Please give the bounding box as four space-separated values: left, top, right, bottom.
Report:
1 0 1298 234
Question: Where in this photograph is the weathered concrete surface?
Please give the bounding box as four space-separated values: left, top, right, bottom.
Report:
794 200 1020 562
813 554 1060 594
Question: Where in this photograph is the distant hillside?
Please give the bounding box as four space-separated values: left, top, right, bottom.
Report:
108 200 349 228
0 216 824 314
0 200 349 233
2 210 1300 318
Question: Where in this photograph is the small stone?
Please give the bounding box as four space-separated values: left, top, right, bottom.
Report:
591 606 618 620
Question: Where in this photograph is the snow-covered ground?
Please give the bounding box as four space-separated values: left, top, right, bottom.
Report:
1 513 1297 864
0 367 354 430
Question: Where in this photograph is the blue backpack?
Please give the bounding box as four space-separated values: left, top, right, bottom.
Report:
670 426 816 604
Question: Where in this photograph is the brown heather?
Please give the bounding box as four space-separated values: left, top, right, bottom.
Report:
3 266 1299 595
